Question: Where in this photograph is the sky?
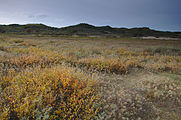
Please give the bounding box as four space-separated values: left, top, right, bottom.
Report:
0 0 181 31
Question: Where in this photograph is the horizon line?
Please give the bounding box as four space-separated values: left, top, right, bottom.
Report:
0 22 180 33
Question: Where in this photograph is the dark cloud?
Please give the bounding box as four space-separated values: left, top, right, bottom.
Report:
0 0 181 31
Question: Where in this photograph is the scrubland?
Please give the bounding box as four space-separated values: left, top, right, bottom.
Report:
0 34 181 120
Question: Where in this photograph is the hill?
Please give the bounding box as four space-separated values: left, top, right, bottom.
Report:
0 23 181 38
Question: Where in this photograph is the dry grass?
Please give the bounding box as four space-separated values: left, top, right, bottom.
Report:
0 34 181 119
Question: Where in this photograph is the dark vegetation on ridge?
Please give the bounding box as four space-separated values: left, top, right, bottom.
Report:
0 23 181 38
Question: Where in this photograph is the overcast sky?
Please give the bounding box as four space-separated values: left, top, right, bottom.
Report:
0 0 181 31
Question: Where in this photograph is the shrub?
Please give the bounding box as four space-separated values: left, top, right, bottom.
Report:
0 65 99 119
115 48 137 56
144 47 181 56
10 47 64 65
77 57 137 74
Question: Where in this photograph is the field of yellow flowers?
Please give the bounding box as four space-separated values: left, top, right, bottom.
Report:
0 34 181 119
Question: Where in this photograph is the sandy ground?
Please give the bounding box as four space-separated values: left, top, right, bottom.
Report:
141 36 181 40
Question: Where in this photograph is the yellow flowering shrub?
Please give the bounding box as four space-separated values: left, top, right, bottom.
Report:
0 65 99 119
7 47 64 69
11 46 64 62
115 48 137 56
78 57 138 74
138 55 181 73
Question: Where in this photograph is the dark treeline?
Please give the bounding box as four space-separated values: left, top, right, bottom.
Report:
0 23 181 38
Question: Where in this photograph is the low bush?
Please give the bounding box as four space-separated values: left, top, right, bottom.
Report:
0 65 99 119
77 57 138 74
